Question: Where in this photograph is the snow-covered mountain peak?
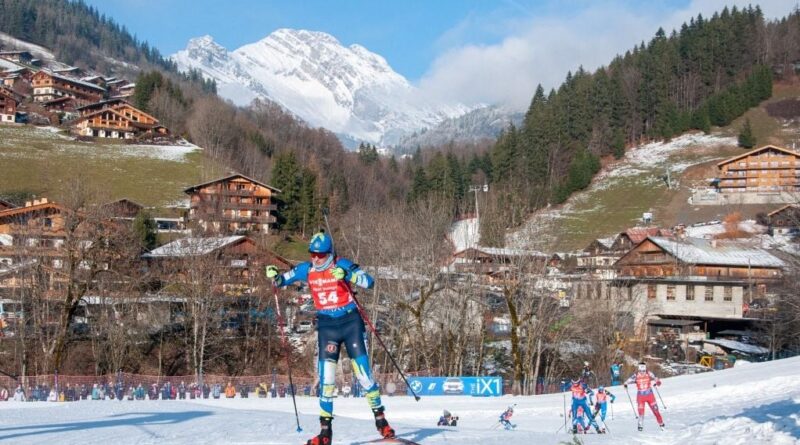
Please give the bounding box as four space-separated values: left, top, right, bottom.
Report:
172 29 473 147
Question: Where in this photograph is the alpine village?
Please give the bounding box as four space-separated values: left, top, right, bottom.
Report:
1 0 800 412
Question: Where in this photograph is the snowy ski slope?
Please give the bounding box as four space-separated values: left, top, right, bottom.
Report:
0 357 798 444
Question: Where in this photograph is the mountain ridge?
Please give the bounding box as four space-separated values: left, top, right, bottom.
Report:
172 29 475 147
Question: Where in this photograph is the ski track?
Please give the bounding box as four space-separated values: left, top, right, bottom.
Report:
0 358 798 444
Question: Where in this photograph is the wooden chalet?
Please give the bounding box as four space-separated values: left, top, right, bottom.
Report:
184 174 280 235
31 70 105 107
615 236 784 282
0 199 67 273
74 102 167 139
101 198 144 219
716 145 800 193
452 246 548 276
577 236 621 279
0 87 20 123
611 227 673 252
766 204 800 235
41 96 79 112
143 236 292 297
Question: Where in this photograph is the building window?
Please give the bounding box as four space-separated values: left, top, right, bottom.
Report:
724 287 733 302
666 285 675 301
647 284 656 300
704 286 713 301
686 285 695 301
237 184 246 190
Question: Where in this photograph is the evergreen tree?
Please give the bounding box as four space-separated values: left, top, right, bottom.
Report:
738 118 756 148
270 152 302 230
132 210 158 251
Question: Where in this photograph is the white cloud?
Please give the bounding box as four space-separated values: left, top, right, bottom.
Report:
419 0 797 111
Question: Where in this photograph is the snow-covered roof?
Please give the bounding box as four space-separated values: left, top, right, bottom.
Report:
144 236 246 258
597 237 616 249
40 70 106 92
703 338 769 355
455 246 547 258
648 236 785 268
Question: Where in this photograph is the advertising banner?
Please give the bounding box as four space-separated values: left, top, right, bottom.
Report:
405 376 503 396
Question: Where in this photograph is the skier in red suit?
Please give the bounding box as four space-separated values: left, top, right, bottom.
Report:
624 362 665 431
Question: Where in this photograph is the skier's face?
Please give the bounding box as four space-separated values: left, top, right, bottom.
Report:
311 252 330 268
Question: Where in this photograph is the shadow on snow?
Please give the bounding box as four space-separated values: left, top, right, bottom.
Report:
0 410 213 441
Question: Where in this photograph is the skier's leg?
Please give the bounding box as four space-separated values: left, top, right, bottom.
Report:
636 395 645 429
342 313 394 438
647 396 664 425
600 403 607 422
309 323 342 445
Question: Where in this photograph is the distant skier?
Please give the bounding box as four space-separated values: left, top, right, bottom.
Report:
498 405 516 430
624 362 665 431
610 362 622 386
593 386 616 423
581 361 596 386
267 231 394 445
569 378 603 434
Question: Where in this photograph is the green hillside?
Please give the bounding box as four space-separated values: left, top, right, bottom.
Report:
0 125 224 206
509 80 800 252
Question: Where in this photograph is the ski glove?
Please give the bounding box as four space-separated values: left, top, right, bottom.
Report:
331 266 346 280
265 265 279 279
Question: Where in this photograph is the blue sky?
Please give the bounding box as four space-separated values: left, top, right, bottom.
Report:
83 0 795 109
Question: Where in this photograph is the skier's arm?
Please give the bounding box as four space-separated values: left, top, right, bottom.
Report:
609 392 616 402
335 258 374 289
272 262 310 288
650 371 661 386
624 374 636 386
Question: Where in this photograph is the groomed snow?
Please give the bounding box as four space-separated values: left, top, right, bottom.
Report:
1 357 798 444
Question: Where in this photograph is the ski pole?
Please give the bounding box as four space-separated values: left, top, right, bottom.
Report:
624 386 638 419
611 399 614 420
321 209 421 401
273 283 303 433
654 385 667 410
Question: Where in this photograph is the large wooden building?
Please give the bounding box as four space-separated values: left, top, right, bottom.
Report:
31 70 105 107
716 145 800 193
615 236 784 282
0 87 19 123
184 174 280 235
74 105 166 139
0 198 66 272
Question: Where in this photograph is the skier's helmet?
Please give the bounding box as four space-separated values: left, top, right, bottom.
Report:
638 362 647 372
309 231 333 254
598 386 604 392
584 361 589 367
443 410 451 417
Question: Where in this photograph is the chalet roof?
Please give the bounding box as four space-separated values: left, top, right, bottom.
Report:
647 318 702 327
183 173 281 194
647 236 785 268
716 145 800 167
77 108 160 130
0 86 22 101
42 96 75 106
0 201 64 220
103 198 144 209
623 227 673 244
767 204 799 218
143 236 247 258
702 338 768 355
37 70 106 93
0 198 15 209
454 246 548 258
75 98 129 112
0 50 31 56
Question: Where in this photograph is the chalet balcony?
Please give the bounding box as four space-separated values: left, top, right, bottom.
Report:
208 215 277 224
727 161 798 171
219 202 277 211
